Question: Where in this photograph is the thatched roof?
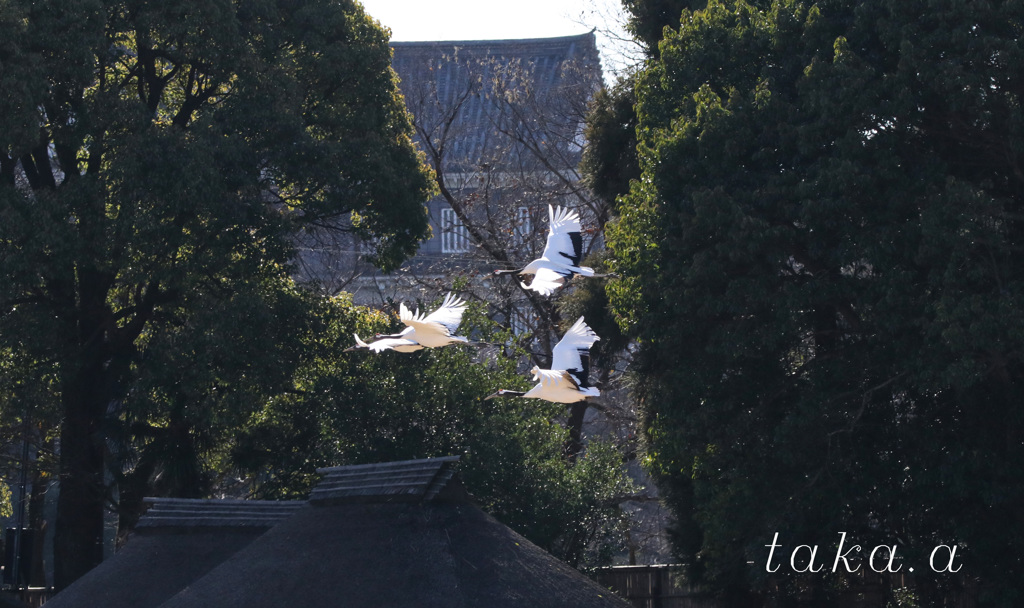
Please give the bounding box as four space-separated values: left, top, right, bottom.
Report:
159 457 629 608
44 498 302 608
46 457 628 608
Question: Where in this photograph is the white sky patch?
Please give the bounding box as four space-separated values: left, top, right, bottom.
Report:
358 0 638 78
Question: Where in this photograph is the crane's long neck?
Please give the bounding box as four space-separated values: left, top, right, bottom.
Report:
486 389 527 400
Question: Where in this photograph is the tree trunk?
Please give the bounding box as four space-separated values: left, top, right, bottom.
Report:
28 469 50 588
49 259 124 590
54 364 109 590
564 402 587 462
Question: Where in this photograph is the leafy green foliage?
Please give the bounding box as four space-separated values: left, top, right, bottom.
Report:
109 273 327 531
604 0 1024 603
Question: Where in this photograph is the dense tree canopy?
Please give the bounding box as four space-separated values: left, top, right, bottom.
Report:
109 273 328 536
602 0 1024 604
0 0 434 588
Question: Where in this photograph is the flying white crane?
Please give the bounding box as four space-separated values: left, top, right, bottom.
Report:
485 316 600 404
493 205 605 296
346 292 469 353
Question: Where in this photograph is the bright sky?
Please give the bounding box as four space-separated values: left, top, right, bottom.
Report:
357 0 636 77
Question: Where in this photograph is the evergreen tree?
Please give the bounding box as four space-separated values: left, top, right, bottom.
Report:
603 0 1024 604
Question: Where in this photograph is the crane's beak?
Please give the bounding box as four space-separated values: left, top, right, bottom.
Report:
346 333 370 352
484 391 502 400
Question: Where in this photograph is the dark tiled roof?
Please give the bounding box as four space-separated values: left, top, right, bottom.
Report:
310 455 462 504
391 32 601 172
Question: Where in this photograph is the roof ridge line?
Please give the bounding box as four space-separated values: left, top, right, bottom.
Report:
143 497 298 506
315 455 460 475
389 32 595 47
309 456 463 505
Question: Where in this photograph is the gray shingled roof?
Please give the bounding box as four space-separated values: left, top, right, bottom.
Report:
44 498 303 608
391 32 601 172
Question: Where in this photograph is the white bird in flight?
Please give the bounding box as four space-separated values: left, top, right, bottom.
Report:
346 292 469 353
485 316 600 403
494 205 606 296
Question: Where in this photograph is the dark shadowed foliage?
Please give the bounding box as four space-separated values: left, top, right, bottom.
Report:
600 0 1024 605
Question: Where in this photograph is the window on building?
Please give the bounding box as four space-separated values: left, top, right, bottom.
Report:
358 236 377 255
513 206 532 249
441 208 470 253
510 304 539 336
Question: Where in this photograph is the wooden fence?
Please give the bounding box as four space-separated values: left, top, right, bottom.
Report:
595 565 717 608
1 588 52 607
595 566 979 608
